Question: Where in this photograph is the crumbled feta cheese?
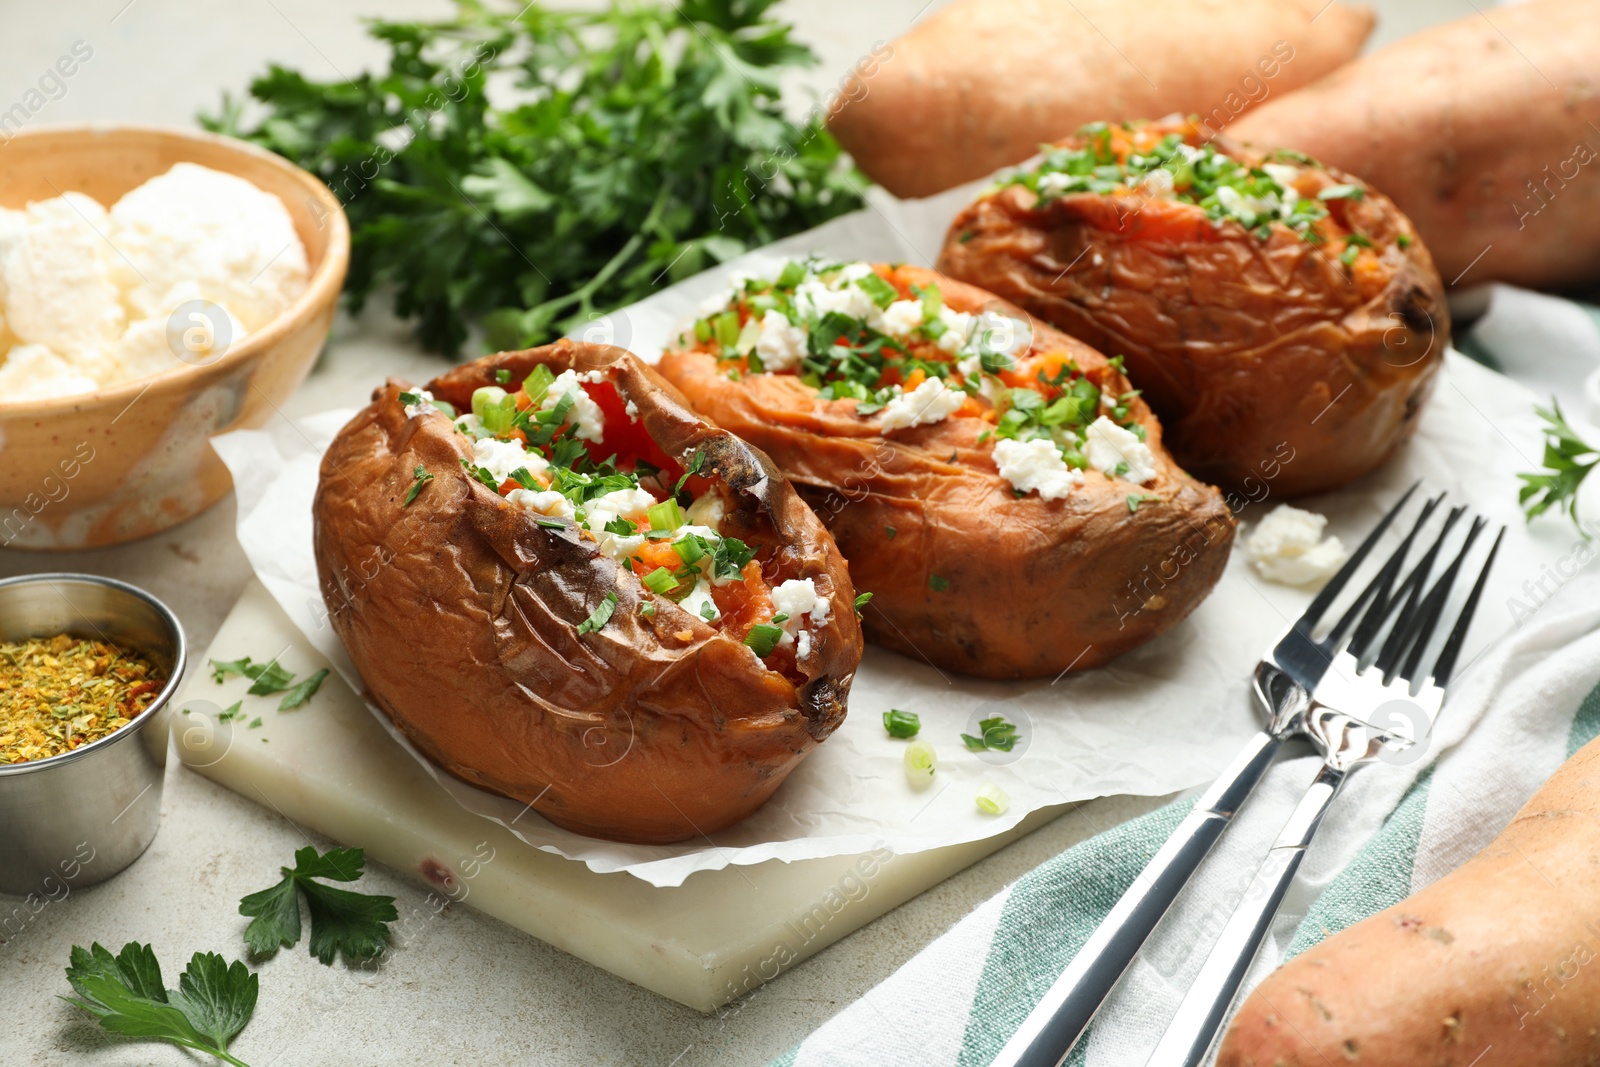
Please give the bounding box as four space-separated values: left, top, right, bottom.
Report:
970 310 1030 361
795 277 881 327
796 630 813 661
585 487 655 558
1139 168 1175 197
506 488 576 522
624 399 640 419
679 579 720 623
956 353 981 380
880 299 925 337
1084 416 1158 484
1037 172 1074 197
473 436 547 484
404 389 437 418
541 369 605 441
685 491 726 530
770 578 827 646
1176 143 1206 164
937 309 976 353
1243 505 1349 588
1261 163 1300 190
879 376 966 431
992 437 1083 501
755 309 807 372
454 413 492 440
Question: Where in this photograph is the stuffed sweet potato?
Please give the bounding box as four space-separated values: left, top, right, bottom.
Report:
937 119 1449 498
656 260 1234 679
312 341 862 844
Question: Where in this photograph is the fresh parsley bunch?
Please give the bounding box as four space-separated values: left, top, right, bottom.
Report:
204 0 865 356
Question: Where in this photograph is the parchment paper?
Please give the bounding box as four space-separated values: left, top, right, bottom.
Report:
212 189 1567 887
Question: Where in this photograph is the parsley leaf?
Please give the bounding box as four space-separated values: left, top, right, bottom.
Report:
208 657 296 696
961 715 1021 753
1519 398 1599 533
674 452 707 496
576 591 620 636
63 942 259 1067
403 465 433 506
239 847 398 965
277 669 328 711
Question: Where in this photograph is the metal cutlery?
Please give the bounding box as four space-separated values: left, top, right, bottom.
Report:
989 484 1424 1067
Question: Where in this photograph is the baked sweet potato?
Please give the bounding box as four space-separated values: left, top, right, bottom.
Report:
312 341 862 844
655 260 1233 679
1220 732 1600 1066
937 119 1449 497
1229 0 1600 292
827 0 1374 199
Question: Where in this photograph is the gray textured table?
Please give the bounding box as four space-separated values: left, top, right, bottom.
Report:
0 1 1457 1063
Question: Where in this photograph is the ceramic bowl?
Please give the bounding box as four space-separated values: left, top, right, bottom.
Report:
0 124 349 549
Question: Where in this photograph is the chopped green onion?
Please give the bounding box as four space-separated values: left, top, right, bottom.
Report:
883 709 921 739
642 567 678 594
975 783 1010 815
472 386 517 433
904 740 937 787
534 517 565 529
522 364 556 405
713 310 741 349
961 715 1021 753
1126 493 1161 514
744 623 785 657
1317 184 1365 202
775 260 807 289
576 592 619 635
646 499 686 533
854 591 873 611
770 612 789 624
494 369 512 385
1397 234 1413 249
673 533 708 566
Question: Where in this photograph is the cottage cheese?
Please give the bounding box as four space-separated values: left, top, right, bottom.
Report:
0 163 308 398
1243 504 1348 587
541 369 605 442
755 309 807 372
1084 416 1158 484
993 437 1084 501
879 376 965 431
769 577 830 646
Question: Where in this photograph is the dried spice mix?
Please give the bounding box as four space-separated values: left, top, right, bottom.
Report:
0 633 165 764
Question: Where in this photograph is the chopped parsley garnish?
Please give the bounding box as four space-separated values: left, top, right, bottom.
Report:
674 452 707 496
929 574 951 592
603 516 637 536
403 464 433 506
534 517 566 529
276 669 328 711
63 942 259 1067
398 391 423 407
883 708 921 739
576 592 619 635
961 715 1021 753
711 536 754 579
884 526 896 539
239 846 397 965
699 601 718 621
459 458 500 490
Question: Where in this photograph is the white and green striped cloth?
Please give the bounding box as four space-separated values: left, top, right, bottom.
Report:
771 286 1600 1066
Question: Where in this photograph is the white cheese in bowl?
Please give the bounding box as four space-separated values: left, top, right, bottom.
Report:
0 163 309 400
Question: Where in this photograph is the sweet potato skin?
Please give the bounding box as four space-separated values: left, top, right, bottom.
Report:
937 126 1449 497
1220 733 1600 1067
1229 0 1600 292
312 341 862 844
656 267 1235 680
827 0 1373 199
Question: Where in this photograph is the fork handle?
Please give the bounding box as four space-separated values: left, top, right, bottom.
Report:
988 730 1284 1067
1145 762 1349 1067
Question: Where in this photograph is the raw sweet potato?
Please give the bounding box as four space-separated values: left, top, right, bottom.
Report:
827 0 1374 198
1219 732 1600 1067
1229 0 1600 291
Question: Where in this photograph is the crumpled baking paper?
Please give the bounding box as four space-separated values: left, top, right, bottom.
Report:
212 189 1569 887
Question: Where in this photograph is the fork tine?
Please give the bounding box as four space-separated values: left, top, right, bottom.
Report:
1431 525 1506 687
1324 492 1443 655
1367 504 1466 669
1295 480 1421 634
1387 515 1487 682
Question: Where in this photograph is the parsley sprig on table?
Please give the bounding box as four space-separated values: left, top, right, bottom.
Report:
240 846 399 964
63 943 259 1067
1518 399 1599 534
203 0 864 356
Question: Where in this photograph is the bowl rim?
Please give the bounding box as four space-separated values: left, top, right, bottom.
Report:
0 572 189 777
0 121 351 414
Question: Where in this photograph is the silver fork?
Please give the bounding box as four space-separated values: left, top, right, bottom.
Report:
1147 497 1505 1067
989 484 1425 1067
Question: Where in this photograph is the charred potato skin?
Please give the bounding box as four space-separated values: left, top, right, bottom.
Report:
937 128 1450 498
657 266 1236 680
312 340 862 844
